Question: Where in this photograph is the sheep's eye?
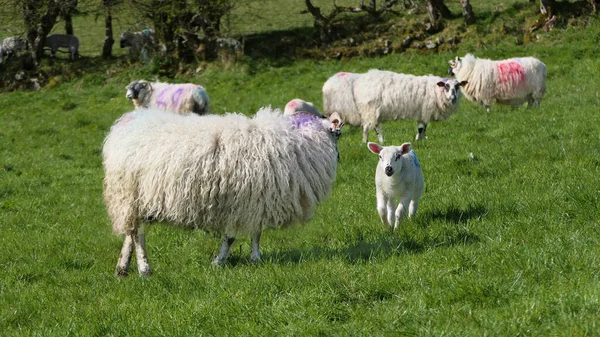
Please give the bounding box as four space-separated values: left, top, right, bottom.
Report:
378 155 382 160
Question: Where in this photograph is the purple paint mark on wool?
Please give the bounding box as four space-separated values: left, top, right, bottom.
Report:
170 88 184 107
290 113 320 128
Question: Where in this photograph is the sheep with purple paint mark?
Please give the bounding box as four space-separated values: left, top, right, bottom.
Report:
125 80 210 115
368 142 424 230
448 54 547 111
323 69 467 143
103 107 344 275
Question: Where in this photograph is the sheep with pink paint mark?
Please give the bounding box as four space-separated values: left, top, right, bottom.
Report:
448 54 547 111
125 80 210 115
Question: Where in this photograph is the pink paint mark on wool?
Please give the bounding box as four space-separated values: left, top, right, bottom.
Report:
286 100 298 110
337 72 349 77
115 112 136 128
497 61 525 84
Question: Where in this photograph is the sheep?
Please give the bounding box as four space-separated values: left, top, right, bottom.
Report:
125 80 210 115
45 34 79 61
120 29 156 61
448 53 547 111
323 70 467 143
284 98 325 118
367 142 424 230
0 37 29 63
102 107 344 276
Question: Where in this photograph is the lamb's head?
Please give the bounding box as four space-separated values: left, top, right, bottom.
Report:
436 78 468 105
125 80 152 102
368 142 412 177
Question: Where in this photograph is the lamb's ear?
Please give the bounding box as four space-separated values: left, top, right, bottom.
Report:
460 80 468 86
399 142 412 154
367 142 382 154
436 81 446 88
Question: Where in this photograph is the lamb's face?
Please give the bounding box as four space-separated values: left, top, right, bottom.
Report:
368 142 411 177
448 56 462 76
436 79 467 105
125 81 150 101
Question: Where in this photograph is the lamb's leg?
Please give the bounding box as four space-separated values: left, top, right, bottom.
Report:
212 236 235 265
375 124 384 144
393 195 413 230
133 225 151 277
408 199 420 218
376 192 391 227
362 125 370 143
386 199 395 228
250 230 261 263
116 234 134 277
415 122 427 141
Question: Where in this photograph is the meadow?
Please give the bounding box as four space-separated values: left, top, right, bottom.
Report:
1 1 600 336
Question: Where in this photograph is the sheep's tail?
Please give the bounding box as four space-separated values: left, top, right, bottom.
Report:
191 87 210 115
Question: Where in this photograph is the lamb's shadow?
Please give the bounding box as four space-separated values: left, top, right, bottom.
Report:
262 204 487 265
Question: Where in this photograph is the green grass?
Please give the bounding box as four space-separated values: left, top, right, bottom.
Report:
2 2 600 336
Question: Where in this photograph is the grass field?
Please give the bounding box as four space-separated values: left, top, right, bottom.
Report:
2 1 600 336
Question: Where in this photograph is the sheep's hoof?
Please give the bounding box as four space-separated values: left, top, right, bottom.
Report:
138 268 152 278
115 268 129 278
250 256 262 264
211 258 226 267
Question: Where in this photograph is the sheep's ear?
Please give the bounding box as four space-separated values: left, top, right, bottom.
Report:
460 80 468 86
399 142 412 154
436 81 446 87
329 112 343 129
367 142 382 154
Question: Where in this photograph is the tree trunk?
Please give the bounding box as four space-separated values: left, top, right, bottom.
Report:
64 14 74 34
22 0 61 64
304 0 329 43
426 0 444 32
460 0 475 25
102 1 114 58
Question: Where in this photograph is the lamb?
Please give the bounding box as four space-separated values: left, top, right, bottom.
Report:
45 34 79 61
120 29 156 61
448 53 547 111
323 70 467 143
0 37 29 63
125 80 210 115
367 142 424 230
103 107 344 276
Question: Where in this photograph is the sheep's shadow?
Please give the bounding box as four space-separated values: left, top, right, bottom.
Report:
254 204 486 265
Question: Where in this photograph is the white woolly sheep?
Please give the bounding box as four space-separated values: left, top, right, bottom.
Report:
0 37 29 63
45 34 79 61
103 107 344 276
125 80 210 115
323 70 467 143
120 29 156 61
367 142 424 230
284 98 325 118
448 53 547 111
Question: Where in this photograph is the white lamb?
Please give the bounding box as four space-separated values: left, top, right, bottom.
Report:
448 53 547 111
125 80 210 115
103 107 344 276
367 142 424 230
323 70 467 143
0 37 29 63
45 34 79 61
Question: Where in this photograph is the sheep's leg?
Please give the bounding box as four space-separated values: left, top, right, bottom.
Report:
133 225 151 277
415 122 427 141
526 94 535 109
250 230 262 263
376 193 391 227
116 234 135 277
393 195 412 230
375 124 384 144
212 236 235 265
362 125 370 143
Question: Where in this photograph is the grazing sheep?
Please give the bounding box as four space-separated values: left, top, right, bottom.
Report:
284 98 325 118
120 29 156 61
367 142 424 230
0 37 29 63
448 53 547 111
45 34 79 61
323 70 467 143
125 80 210 115
103 107 344 275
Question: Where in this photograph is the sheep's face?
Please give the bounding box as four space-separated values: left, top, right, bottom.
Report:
322 112 344 140
125 80 151 101
448 56 463 76
436 79 467 105
120 32 132 48
368 142 411 177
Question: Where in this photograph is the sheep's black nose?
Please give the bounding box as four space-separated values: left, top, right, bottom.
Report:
385 166 393 176
448 67 454 76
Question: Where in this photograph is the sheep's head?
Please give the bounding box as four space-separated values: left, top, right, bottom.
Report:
120 31 133 48
324 112 344 140
368 142 411 177
125 80 152 102
436 79 467 105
